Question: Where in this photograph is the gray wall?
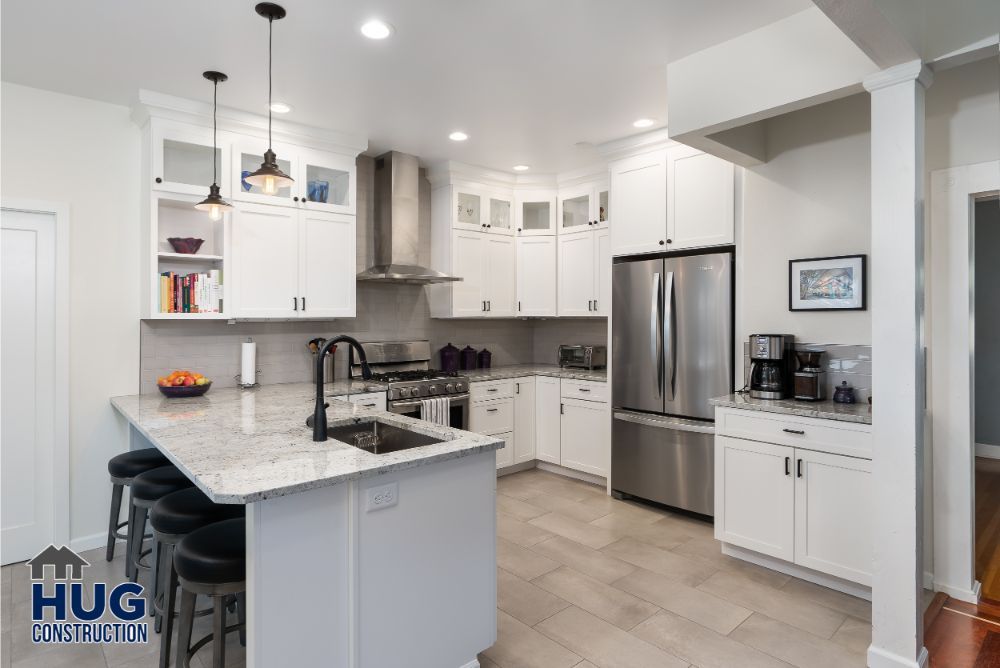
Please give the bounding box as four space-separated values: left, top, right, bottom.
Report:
976 198 1000 446
140 155 607 392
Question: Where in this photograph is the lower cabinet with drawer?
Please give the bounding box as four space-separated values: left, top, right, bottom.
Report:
714 411 873 587
344 391 387 412
471 377 532 470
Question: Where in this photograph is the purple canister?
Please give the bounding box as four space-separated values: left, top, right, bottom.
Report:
477 348 492 369
440 342 460 374
460 346 477 371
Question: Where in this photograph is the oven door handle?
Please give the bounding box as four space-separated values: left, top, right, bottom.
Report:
390 395 469 410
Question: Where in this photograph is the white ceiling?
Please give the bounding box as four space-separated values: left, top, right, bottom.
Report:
1 0 810 173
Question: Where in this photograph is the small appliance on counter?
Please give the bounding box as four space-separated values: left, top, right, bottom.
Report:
794 349 826 401
558 344 607 370
748 334 795 399
439 342 460 374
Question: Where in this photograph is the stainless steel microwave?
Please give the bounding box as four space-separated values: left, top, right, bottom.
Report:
558 345 607 370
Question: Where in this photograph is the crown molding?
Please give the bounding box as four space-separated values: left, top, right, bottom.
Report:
862 60 933 93
132 89 368 157
596 127 676 162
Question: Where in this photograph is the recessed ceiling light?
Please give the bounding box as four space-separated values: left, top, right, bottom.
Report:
633 118 656 128
360 19 393 40
270 101 292 114
448 131 469 142
513 165 530 172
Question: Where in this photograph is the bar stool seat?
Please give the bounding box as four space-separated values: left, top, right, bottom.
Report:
108 449 170 479
133 466 194 502
105 448 171 575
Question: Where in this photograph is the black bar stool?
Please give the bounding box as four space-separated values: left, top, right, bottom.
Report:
106 448 170 578
129 465 194 592
174 518 246 668
150 487 244 668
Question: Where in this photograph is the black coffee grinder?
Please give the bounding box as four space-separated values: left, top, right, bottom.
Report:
748 334 795 399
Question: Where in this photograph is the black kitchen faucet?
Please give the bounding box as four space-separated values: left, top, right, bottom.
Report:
313 335 372 441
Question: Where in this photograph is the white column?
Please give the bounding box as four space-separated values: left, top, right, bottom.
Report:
863 60 932 668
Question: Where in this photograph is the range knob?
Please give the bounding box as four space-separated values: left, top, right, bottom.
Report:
445 383 455 393
428 384 440 395
411 385 423 397
455 382 466 392
398 387 411 399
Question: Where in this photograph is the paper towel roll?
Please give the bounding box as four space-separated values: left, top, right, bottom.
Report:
241 339 256 386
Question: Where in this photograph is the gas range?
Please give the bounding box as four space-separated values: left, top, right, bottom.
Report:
349 341 470 403
375 371 470 401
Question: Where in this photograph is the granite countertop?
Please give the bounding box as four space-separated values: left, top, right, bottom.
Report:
464 364 607 383
111 383 502 504
323 378 388 397
710 393 872 425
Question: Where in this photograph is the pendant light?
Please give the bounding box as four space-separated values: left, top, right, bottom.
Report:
245 2 294 196
194 71 234 221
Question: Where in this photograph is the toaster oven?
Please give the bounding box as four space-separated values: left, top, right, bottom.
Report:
558 345 607 370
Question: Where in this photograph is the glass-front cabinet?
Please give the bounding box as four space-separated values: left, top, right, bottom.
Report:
486 193 514 236
232 138 297 206
452 189 483 232
152 119 232 198
558 181 609 234
515 191 557 236
294 148 356 215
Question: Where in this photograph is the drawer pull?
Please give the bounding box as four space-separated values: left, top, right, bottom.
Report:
486 408 499 413
782 428 805 435
784 457 790 476
797 458 803 478
487 388 499 393
578 388 591 393
361 403 377 408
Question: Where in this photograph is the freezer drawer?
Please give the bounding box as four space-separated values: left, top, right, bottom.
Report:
611 411 715 516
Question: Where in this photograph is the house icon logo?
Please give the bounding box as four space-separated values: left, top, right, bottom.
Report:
26 545 90 581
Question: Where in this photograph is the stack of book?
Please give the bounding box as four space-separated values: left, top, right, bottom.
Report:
160 270 223 314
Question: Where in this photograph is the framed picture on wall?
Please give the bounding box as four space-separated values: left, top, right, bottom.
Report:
789 254 867 311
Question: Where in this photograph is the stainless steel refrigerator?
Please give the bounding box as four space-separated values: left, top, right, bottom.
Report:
611 250 733 516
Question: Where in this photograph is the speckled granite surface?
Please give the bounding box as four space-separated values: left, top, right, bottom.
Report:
710 393 873 425
322 378 388 396
110 383 502 504
464 364 607 383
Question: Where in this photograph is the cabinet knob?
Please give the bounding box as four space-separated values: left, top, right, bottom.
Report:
155 177 162 184
659 240 665 246
293 196 300 202
487 224 492 228
666 239 673 244
517 228 522 232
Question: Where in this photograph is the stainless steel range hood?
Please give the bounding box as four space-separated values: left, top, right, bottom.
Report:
356 151 460 284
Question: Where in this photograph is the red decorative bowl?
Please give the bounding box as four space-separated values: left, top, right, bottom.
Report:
158 381 211 398
167 237 205 254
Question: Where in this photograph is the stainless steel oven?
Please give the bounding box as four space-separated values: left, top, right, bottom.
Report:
388 393 470 430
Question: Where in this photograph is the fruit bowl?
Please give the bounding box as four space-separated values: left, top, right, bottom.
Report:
158 381 212 398
167 237 205 254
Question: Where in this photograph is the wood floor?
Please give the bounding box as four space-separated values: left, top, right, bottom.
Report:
977 457 1000 601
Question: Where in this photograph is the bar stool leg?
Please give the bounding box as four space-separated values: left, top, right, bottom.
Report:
125 495 138 579
106 483 124 562
236 591 246 647
212 596 226 668
159 545 178 668
150 538 162 622
176 589 196 668
129 505 149 584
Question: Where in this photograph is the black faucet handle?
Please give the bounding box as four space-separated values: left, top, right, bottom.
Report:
360 363 373 380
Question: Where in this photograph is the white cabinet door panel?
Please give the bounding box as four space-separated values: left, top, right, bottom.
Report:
609 150 667 256
496 431 515 469
516 237 557 316
560 397 609 477
794 450 873 585
667 146 734 250
299 211 355 318
451 231 486 317
535 377 561 465
485 235 516 317
513 378 536 464
558 233 595 317
715 436 795 561
233 204 299 318
594 228 611 316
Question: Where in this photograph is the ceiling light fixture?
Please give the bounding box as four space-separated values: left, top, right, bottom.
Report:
246 3 294 196
194 71 234 221
632 118 656 128
269 101 292 114
448 131 468 142
513 165 530 172
360 19 393 40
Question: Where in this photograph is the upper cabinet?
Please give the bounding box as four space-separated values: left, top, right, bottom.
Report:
609 143 735 257
557 227 608 317
515 191 557 236
152 119 233 198
558 181 609 235
486 193 515 236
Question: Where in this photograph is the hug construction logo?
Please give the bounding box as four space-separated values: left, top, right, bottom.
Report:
26 545 148 644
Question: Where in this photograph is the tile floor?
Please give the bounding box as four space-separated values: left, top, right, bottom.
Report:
0 468 873 668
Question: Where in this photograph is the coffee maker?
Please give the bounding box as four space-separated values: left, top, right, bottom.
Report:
794 349 826 401
748 334 795 399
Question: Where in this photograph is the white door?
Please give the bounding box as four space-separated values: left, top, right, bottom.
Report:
515 193 556 236
295 147 356 215
496 431 516 469
560 398 609 477
558 232 596 316
485 194 515 236
233 203 300 318
714 436 795 561
516 237 557 316
592 182 610 231
667 145 735 250
513 379 536 464
453 188 485 233
610 149 667 256
232 139 299 207
151 118 232 198
485 235 516 317
535 377 561 465
558 185 594 234
593 228 611 317
2 210 57 564
299 210 356 318
451 230 487 317
794 450 873 585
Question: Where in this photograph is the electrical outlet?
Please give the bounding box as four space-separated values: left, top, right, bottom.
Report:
365 482 399 512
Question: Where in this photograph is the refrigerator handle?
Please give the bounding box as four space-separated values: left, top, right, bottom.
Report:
652 272 663 397
664 271 675 401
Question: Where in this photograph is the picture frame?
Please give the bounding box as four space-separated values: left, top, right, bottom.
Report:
789 254 867 311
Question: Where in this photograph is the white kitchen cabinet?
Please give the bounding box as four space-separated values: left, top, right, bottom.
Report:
594 228 611 316
294 147 356 216
516 237 557 316
560 397 609 478
151 119 233 198
513 378 536 464
448 230 487 317
515 191 557 236
558 181 609 235
429 229 514 318
485 235 516 316
344 392 387 411
714 436 795 562
496 431 516 469
609 149 667 256
666 145 735 250
486 193 515 236
794 449 873 585
535 377 562 465
233 203 355 318
558 232 605 317
232 138 299 207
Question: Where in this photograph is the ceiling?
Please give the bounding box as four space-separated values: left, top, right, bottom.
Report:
1 0 810 173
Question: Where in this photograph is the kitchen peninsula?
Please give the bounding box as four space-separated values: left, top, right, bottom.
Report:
111 382 502 668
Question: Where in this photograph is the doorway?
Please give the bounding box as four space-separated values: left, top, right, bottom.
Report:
0 203 69 564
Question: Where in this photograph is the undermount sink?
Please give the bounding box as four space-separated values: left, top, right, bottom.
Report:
327 419 442 454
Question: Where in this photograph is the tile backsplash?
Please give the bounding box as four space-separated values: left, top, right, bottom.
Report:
742 342 872 403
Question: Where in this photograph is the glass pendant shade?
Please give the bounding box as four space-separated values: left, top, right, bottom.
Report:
195 183 233 221
245 148 294 194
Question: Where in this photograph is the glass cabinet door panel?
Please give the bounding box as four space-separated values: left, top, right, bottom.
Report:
305 163 351 207
599 189 609 223
490 198 512 231
562 194 591 230
522 202 551 231
238 151 294 198
456 192 481 227
163 140 220 191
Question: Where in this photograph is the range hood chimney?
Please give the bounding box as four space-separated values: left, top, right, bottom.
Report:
356 151 460 284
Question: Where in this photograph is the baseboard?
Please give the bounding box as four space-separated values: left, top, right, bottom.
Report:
867 644 929 668
934 578 982 604
535 461 606 487
923 571 934 590
976 442 1000 459
497 460 537 477
70 531 121 555
721 543 872 601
